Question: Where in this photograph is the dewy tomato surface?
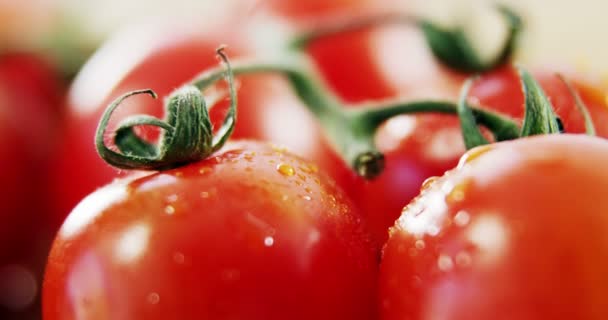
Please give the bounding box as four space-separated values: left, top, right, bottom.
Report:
381 134 608 320
44 141 378 320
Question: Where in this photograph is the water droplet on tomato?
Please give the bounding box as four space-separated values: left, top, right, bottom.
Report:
308 164 318 173
271 144 288 153
147 292 160 305
415 239 425 250
437 254 454 271
277 163 295 176
199 167 212 175
264 236 275 247
301 195 312 201
453 210 471 227
166 194 178 203
427 225 440 236
164 205 175 215
446 180 470 205
173 252 185 265
420 176 439 192
455 251 472 267
457 144 493 169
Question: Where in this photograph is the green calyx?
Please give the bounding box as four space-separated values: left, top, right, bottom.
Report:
555 73 596 136
95 48 236 170
420 5 522 72
290 5 522 73
185 52 521 180
456 77 490 149
94 5 528 178
518 66 561 136
455 66 598 150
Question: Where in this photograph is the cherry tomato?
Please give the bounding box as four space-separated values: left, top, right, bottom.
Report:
342 65 608 244
0 51 64 319
50 25 257 220
380 134 608 319
43 140 378 320
56 17 608 249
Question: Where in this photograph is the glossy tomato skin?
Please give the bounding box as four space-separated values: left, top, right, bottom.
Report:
43 141 378 320
343 65 608 244
380 134 608 320
50 25 272 222
0 51 64 319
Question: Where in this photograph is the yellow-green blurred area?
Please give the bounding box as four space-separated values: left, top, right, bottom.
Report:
2 0 608 80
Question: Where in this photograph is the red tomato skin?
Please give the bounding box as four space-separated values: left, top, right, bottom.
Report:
49 27 252 223
0 51 63 319
265 0 372 20
346 65 608 244
380 134 608 320
53 19 608 252
43 141 378 320
306 29 396 103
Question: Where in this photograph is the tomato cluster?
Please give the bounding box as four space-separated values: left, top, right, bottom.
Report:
3 1 608 320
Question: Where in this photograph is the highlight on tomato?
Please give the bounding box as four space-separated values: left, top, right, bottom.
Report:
380 134 608 320
43 50 378 320
379 67 608 320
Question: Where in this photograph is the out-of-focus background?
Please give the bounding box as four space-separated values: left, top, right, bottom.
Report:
4 0 608 75
0 1 606 319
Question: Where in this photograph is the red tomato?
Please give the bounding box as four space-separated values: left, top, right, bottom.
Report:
264 0 374 20
0 51 64 318
341 65 608 244
43 140 378 320
380 134 608 319
56 17 608 249
49 25 260 219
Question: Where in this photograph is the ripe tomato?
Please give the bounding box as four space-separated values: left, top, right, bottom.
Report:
56 16 608 249
48 26 250 218
264 0 375 20
43 140 378 320
380 134 608 319
344 64 608 244
0 51 64 318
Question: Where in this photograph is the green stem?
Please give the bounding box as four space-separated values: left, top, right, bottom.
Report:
555 73 596 136
189 56 521 178
355 100 520 142
457 77 490 149
289 5 522 73
190 54 387 177
96 48 238 170
191 55 342 118
518 66 561 136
